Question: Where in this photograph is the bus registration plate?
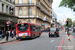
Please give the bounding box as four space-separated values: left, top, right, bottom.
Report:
22 34 25 38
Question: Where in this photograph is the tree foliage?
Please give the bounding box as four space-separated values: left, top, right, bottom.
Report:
73 23 75 27
64 24 66 27
67 18 72 27
59 0 75 11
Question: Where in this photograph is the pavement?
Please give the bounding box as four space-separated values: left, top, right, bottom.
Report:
62 35 75 50
0 36 15 44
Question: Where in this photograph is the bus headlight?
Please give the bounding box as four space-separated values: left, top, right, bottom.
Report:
25 33 28 36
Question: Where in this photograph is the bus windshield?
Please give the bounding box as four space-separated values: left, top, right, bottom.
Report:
17 23 28 32
50 28 56 31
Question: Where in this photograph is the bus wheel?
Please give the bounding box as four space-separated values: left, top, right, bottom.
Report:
33 35 35 39
38 33 40 37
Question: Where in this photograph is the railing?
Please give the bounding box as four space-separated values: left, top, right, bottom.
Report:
40 8 51 17
36 4 51 17
36 16 50 23
36 4 41 8
15 3 34 6
6 0 15 4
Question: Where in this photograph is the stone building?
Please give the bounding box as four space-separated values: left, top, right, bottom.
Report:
0 0 18 32
15 0 53 29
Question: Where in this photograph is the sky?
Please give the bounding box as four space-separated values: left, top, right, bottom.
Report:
52 0 75 21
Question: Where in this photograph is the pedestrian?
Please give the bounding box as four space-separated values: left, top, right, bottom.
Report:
8 30 11 37
12 30 14 38
12 29 16 40
0 29 3 40
14 29 16 37
6 30 9 41
12 29 16 38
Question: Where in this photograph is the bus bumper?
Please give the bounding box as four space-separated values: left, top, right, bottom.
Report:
16 36 32 39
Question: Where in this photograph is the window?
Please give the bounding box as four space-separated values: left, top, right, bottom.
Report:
6 6 8 14
19 0 22 4
28 8 32 16
30 25 40 32
28 0 31 3
30 25 36 31
17 24 28 32
9 7 11 14
19 8 22 16
2 4 4 13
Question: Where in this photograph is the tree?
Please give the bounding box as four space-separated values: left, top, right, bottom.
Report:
73 23 75 27
59 0 75 11
64 24 66 27
67 18 72 27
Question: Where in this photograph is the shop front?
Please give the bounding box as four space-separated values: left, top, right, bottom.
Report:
0 14 18 35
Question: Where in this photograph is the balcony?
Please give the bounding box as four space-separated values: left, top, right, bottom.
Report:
36 4 41 9
6 0 15 4
36 4 51 18
40 8 51 17
15 3 34 7
36 16 50 23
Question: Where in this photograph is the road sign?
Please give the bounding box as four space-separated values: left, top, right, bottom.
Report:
7 25 9 26
6 21 10 25
42 23 45 26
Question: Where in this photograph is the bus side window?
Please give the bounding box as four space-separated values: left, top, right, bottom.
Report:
30 25 33 31
30 25 35 31
32 26 35 32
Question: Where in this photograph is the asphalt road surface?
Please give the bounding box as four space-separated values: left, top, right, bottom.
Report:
0 30 68 50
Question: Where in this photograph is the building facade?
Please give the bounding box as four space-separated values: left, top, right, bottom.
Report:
51 10 57 27
15 0 53 29
0 0 18 32
62 15 66 25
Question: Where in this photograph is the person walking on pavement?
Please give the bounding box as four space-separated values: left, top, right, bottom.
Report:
12 29 16 37
14 29 16 37
6 30 9 41
0 29 3 40
11 29 16 40
12 30 14 38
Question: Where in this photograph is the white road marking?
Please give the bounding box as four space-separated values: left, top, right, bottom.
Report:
50 40 54 43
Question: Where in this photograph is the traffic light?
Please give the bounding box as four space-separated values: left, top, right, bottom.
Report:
66 20 69 26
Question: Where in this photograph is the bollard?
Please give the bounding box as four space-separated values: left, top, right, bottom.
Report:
68 35 70 41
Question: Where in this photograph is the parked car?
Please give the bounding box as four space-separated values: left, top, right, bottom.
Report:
73 27 75 32
48 28 59 37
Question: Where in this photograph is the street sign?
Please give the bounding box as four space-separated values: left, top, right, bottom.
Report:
7 25 9 26
6 21 10 25
42 23 45 26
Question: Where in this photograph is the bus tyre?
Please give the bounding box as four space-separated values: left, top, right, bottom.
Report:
32 35 35 39
38 33 40 37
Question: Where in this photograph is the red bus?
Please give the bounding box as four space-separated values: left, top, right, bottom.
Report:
15 23 41 39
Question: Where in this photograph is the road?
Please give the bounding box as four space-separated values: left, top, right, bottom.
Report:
0 30 75 50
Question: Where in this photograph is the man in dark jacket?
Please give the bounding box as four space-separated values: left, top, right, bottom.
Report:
0 29 3 40
6 30 9 41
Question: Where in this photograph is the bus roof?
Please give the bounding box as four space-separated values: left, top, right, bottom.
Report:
16 22 40 26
